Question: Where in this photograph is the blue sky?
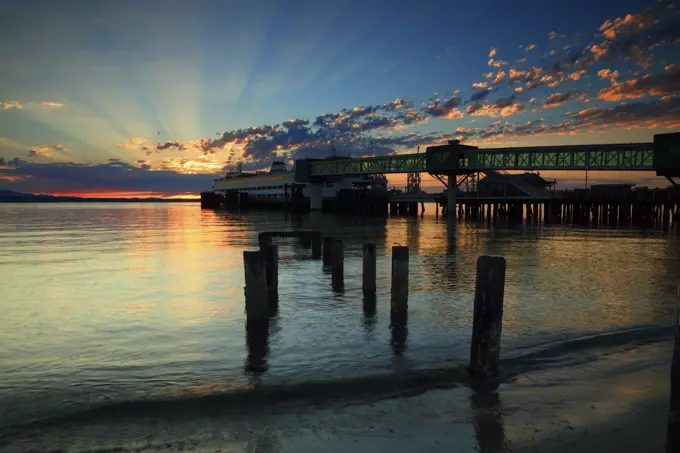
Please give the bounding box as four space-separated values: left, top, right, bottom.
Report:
0 0 679 196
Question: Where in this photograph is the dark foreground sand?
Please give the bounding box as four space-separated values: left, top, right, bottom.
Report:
1 340 672 453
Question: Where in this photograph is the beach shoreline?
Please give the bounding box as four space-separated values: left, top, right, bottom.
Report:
1 338 672 453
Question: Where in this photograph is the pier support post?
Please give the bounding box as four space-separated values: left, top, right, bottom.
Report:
323 237 333 265
390 246 409 315
310 183 323 211
363 243 377 293
311 232 322 259
667 292 680 452
332 239 344 290
469 255 506 378
260 245 278 297
243 251 269 325
447 179 457 220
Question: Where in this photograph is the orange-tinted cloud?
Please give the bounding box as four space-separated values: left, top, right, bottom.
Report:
42 101 64 108
493 70 506 85
472 81 489 89
544 90 588 107
0 100 22 111
28 144 68 157
597 68 680 101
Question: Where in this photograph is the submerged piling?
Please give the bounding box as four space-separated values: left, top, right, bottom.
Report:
243 251 269 324
469 255 506 378
363 243 377 293
390 246 409 314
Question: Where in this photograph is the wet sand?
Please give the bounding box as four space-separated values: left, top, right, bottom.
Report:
1 338 671 453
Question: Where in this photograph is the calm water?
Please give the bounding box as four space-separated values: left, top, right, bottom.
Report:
0 203 678 429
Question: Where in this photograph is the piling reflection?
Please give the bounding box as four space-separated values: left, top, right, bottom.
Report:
362 290 377 339
390 312 408 356
470 382 506 453
245 320 272 377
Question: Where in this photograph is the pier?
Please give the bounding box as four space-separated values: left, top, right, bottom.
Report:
202 132 680 228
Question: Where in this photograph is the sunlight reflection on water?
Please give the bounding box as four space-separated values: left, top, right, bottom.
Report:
0 202 678 424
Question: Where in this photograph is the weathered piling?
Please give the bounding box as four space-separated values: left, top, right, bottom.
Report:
667 292 680 453
323 237 333 265
390 246 409 314
243 251 269 324
260 244 278 296
469 255 506 378
362 243 377 293
311 232 322 259
331 239 344 290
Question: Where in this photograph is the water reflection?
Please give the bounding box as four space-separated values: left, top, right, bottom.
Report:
2 203 680 429
362 290 377 340
245 318 276 378
470 382 506 453
390 312 408 356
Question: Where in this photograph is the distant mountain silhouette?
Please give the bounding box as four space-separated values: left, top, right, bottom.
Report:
0 190 194 202
0 190 52 197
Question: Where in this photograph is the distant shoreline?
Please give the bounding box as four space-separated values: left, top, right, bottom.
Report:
0 197 198 203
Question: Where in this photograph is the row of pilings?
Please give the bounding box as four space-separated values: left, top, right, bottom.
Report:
432 187 680 228
435 200 680 228
244 233 506 377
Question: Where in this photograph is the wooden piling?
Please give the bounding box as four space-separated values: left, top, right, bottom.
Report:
390 246 409 314
332 238 344 282
667 291 680 453
469 255 506 378
323 237 333 265
260 244 278 296
362 243 377 293
243 251 269 324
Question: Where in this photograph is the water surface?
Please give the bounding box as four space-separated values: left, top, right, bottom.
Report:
0 202 677 428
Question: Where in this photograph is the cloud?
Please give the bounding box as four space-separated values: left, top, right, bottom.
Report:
666 64 679 72
1 100 22 111
154 140 187 152
585 2 680 68
455 96 680 143
421 93 463 119
117 137 149 150
193 99 432 162
597 68 620 81
469 89 494 102
525 44 536 52
597 68 680 101
466 95 525 118
493 70 506 85
489 48 497 58
549 31 558 40
516 57 528 64
42 102 64 108
544 90 588 107
0 160 218 195
28 144 68 157
472 81 488 89
567 96 680 129
0 157 27 168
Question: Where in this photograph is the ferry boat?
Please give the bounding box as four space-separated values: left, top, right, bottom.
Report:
211 160 387 207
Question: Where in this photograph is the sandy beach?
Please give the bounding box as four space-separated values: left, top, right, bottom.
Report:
1 335 671 453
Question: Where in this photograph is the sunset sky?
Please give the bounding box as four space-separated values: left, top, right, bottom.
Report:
0 0 679 197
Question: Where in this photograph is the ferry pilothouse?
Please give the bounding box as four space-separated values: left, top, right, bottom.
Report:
211 159 388 208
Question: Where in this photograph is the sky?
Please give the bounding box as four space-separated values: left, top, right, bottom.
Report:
0 0 679 197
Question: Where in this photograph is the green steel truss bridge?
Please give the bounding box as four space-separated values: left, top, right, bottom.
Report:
294 133 680 182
